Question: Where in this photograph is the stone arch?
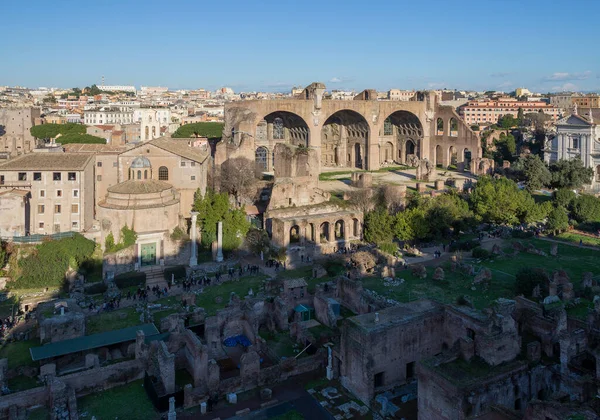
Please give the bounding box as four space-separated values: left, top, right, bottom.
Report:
381 110 423 164
289 225 300 243
449 146 458 166
352 218 360 237
158 166 169 181
322 110 370 169
255 146 269 171
257 111 309 147
436 118 444 136
320 222 330 243
382 141 394 163
334 220 345 240
435 145 443 167
449 118 458 137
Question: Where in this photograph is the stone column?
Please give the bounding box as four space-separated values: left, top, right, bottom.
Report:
189 212 198 267
216 221 224 262
328 222 335 243
326 346 333 380
168 396 176 420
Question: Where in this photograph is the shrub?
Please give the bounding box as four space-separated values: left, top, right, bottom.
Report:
105 225 137 253
378 241 398 256
10 234 96 290
105 232 115 252
515 267 548 298
114 272 146 289
84 282 108 295
449 239 479 252
471 247 490 259
164 266 187 283
170 226 188 241
511 230 534 239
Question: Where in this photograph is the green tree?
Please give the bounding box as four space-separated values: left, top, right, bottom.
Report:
498 114 518 133
549 158 593 190
494 133 516 162
470 176 531 225
192 189 250 252
55 133 106 145
30 123 86 139
521 154 551 192
553 188 576 209
363 208 394 244
517 107 524 126
172 122 224 141
546 207 569 234
572 194 600 222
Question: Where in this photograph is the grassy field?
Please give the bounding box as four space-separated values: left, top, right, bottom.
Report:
259 330 302 359
555 232 600 247
8 374 40 392
86 307 141 334
361 238 599 310
77 379 157 420
0 339 38 369
195 274 267 316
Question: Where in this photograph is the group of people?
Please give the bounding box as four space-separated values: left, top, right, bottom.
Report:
0 317 15 337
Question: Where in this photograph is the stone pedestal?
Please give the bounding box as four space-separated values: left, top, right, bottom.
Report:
416 183 426 193
326 346 333 380
189 212 199 267
168 396 176 420
435 180 445 190
200 401 207 414
216 221 224 262
227 393 237 404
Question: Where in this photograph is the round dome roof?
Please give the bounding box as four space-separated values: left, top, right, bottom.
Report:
130 156 152 168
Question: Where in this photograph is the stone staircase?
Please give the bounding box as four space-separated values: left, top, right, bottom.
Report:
143 266 166 289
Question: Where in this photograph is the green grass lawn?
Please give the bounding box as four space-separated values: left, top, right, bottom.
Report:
9 374 40 392
27 407 50 420
0 339 38 369
195 275 267 316
86 307 141 334
361 238 599 311
77 379 157 420
555 232 600 247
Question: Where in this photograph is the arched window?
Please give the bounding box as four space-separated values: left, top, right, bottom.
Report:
255 147 268 171
152 126 156 138
383 118 393 136
273 117 284 140
137 170 141 180
158 166 168 181
144 170 148 179
145 126 149 140
436 118 444 136
449 118 458 137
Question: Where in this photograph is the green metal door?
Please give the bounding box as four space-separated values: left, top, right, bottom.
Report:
140 243 156 266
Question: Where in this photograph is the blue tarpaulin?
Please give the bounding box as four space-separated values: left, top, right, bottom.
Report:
223 335 251 348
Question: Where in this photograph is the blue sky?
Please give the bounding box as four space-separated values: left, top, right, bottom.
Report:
1 0 599 93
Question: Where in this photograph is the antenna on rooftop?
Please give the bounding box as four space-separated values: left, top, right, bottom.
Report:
101 75 105 87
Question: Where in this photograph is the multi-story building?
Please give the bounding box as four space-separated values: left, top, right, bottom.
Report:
459 98 560 125
572 94 600 109
98 85 136 93
140 86 168 96
0 153 95 235
544 107 600 191
550 94 574 111
387 89 416 101
133 108 170 141
83 106 134 125
0 107 42 159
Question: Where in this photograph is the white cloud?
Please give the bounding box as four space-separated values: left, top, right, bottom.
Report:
427 82 445 89
545 71 591 81
330 77 342 83
551 82 578 92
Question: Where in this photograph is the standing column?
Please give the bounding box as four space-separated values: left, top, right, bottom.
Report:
189 212 198 267
216 221 224 262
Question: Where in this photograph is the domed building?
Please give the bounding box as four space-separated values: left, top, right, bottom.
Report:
96 137 211 272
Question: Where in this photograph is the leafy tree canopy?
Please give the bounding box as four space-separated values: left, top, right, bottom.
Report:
193 189 250 252
549 159 593 190
520 154 551 192
56 133 106 145
30 123 86 139
172 122 224 140
546 207 569 234
572 194 600 223
470 176 532 224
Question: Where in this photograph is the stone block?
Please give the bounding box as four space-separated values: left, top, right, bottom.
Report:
416 183 426 193
527 341 541 362
85 354 99 369
235 408 250 416
200 401 207 414
434 180 445 190
40 363 57 379
260 388 273 401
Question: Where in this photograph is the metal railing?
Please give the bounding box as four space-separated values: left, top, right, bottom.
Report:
1 231 75 243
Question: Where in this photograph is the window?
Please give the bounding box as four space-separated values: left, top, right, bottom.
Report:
68 172 76 181
71 204 79 214
158 166 168 181
191 176 196 180
56 190 62 197
181 161 186 167
273 117 284 139
374 372 384 388
54 205 61 214
0 176 3 185
33 172 42 181
38 205 45 214
406 361 416 379
39 222 44 229
97 161 103 167
73 189 79 198
53 172 61 181
191 162 196 167
383 118 393 135
572 137 579 149
72 221 79 229
113 162 118 167
97 175 102 181
18 172 27 181
39 190 45 198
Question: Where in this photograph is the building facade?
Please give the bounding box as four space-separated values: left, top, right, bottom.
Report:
0 153 94 235
459 99 560 125
0 107 42 159
83 106 133 125
543 109 600 191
